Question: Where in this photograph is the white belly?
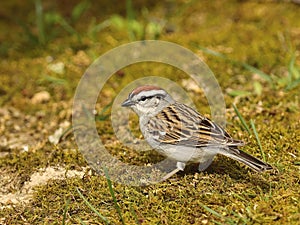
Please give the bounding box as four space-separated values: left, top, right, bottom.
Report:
147 138 218 164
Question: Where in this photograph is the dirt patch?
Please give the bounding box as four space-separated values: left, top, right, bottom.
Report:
0 166 86 207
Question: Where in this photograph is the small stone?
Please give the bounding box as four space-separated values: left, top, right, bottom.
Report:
47 62 65 74
22 145 29 152
31 91 51 104
73 50 91 67
45 55 54 63
48 127 63 145
201 219 208 224
181 79 202 93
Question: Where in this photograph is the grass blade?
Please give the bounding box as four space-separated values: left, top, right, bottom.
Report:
76 188 110 225
286 52 300 90
232 104 251 134
126 0 135 21
196 45 227 59
200 204 236 225
35 0 46 45
250 119 266 162
103 167 125 225
288 52 300 79
285 78 300 91
130 204 141 225
287 52 295 86
71 0 91 23
126 0 137 40
16 19 38 44
99 101 112 116
43 75 68 85
227 90 251 97
200 204 222 218
196 45 274 85
62 198 70 225
58 17 82 42
78 218 86 225
241 63 273 84
78 218 87 225
88 19 111 39
253 81 263 96
95 102 112 121
212 220 224 225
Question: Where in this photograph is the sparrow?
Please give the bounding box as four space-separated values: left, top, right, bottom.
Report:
121 85 272 180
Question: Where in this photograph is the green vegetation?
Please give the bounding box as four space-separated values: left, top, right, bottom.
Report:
19 0 90 45
0 0 299 224
233 104 267 161
232 104 251 134
197 45 300 95
91 0 165 41
76 188 110 224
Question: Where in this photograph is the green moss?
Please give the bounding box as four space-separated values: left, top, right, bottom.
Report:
1 0 300 224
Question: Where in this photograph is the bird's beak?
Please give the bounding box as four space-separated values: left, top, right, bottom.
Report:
121 98 134 107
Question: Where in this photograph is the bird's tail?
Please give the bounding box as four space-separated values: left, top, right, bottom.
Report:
222 148 273 172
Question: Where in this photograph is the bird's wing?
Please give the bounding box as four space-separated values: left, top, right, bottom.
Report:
147 102 244 148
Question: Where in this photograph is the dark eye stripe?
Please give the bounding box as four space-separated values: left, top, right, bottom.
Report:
139 96 152 101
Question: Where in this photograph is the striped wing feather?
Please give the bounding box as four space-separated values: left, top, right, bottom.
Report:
147 103 244 148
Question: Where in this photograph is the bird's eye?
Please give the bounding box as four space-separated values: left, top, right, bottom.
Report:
140 96 147 102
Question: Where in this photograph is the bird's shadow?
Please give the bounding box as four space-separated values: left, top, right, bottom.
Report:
176 156 273 192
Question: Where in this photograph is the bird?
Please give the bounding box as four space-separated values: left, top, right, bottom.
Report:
121 85 273 180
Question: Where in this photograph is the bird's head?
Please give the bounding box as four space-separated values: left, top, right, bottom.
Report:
122 85 174 117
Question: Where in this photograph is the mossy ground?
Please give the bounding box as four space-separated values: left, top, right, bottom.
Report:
0 1 299 224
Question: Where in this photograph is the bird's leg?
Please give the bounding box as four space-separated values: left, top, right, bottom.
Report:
161 162 185 181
